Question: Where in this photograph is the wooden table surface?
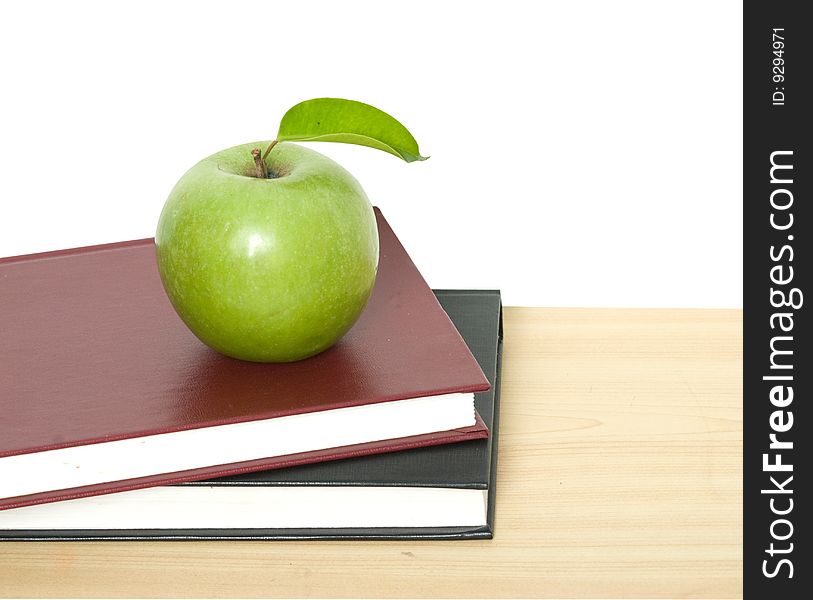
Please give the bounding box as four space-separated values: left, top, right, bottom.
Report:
0 307 743 599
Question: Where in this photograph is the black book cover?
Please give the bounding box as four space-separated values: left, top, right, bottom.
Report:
2 289 503 541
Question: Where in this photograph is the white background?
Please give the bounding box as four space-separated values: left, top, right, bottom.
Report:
0 1 742 308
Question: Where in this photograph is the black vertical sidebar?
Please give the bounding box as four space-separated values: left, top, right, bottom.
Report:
744 2 809 598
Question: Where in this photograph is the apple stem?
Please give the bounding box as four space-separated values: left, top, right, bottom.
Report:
251 148 267 179
261 139 279 163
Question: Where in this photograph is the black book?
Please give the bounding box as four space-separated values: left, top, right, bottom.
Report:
0 290 503 541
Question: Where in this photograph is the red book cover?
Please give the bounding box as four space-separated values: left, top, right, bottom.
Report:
0 208 489 510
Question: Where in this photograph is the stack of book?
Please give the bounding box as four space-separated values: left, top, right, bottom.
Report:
0 209 502 541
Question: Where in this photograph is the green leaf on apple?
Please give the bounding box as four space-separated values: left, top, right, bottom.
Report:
276 98 428 163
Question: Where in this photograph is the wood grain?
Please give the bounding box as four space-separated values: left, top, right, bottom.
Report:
0 307 743 599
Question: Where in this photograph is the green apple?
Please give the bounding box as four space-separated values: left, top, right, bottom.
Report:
155 98 426 363
155 141 378 363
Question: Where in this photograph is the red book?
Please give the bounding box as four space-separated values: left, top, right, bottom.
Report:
0 209 489 510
